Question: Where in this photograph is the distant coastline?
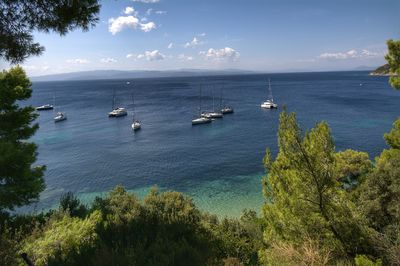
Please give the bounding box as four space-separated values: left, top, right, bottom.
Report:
30 69 374 82
369 63 398 76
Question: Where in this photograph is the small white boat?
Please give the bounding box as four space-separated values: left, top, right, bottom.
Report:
220 87 234 114
54 112 67 122
130 88 141 131
132 120 141 131
192 117 211 125
108 107 128 117
203 111 223 118
261 79 278 109
53 93 67 123
108 88 127 117
221 106 234 114
36 104 54 111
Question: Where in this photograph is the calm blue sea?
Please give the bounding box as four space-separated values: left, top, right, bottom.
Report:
25 71 400 217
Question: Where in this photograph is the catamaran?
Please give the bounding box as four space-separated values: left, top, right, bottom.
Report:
192 85 212 125
108 88 127 117
261 79 278 109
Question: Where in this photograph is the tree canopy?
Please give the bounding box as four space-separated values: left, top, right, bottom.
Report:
0 66 45 212
0 0 100 64
385 39 400 89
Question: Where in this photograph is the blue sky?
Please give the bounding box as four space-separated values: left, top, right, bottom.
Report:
7 0 400 76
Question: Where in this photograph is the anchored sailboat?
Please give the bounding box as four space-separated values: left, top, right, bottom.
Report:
220 86 234 114
53 92 67 123
192 85 212 125
130 86 141 131
108 88 127 117
261 79 278 109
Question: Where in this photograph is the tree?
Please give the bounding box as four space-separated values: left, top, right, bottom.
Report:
0 66 45 212
385 39 400 89
0 0 100 64
262 110 371 257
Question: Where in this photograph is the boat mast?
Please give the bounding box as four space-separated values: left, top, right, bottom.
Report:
212 88 215 111
199 84 202 116
112 88 116 110
53 92 56 113
268 78 273 102
220 86 223 109
131 93 135 121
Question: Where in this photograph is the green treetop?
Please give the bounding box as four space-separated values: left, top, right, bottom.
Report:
385 39 400 89
0 0 100 64
0 66 45 212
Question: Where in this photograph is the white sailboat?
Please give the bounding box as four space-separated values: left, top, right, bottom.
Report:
130 90 141 131
261 79 278 109
192 85 212 125
108 88 127 117
220 87 234 114
201 89 223 118
53 93 67 123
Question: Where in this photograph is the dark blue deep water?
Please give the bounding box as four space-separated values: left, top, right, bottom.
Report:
26 71 400 216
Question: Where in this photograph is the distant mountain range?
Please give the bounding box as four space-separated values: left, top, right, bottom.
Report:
30 69 258 82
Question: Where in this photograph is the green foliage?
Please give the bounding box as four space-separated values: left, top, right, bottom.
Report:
359 149 400 231
259 237 335 266
18 187 264 266
262 110 371 257
0 227 22 266
0 1 100 64
0 66 45 212
354 255 382 266
59 192 87 218
385 39 400 89
384 118 400 149
203 209 264 265
23 211 101 266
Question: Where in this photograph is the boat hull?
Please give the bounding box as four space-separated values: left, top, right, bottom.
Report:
36 105 54 111
192 117 212 125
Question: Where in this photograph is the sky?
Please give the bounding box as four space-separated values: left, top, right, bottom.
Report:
3 0 400 76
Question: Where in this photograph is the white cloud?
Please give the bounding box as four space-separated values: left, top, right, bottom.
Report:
123 6 136 15
108 15 156 34
200 47 240 61
126 54 135 58
178 54 194 61
184 37 201 48
141 17 148 22
66 58 89 64
137 50 165 61
132 0 159 3
146 8 153 16
319 49 379 60
198 33 206 37
361 49 378 57
167 42 173 49
155 10 167 15
140 22 156 32
100 57 117 63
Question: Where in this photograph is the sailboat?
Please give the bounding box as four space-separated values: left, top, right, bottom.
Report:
131 91 141 131
108 88 127 117
220 87 234 114
53 93 67 123
201 89 223 118
192 85 212 125
261 79 278 109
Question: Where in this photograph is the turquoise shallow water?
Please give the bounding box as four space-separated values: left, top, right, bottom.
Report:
24 72 400 217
